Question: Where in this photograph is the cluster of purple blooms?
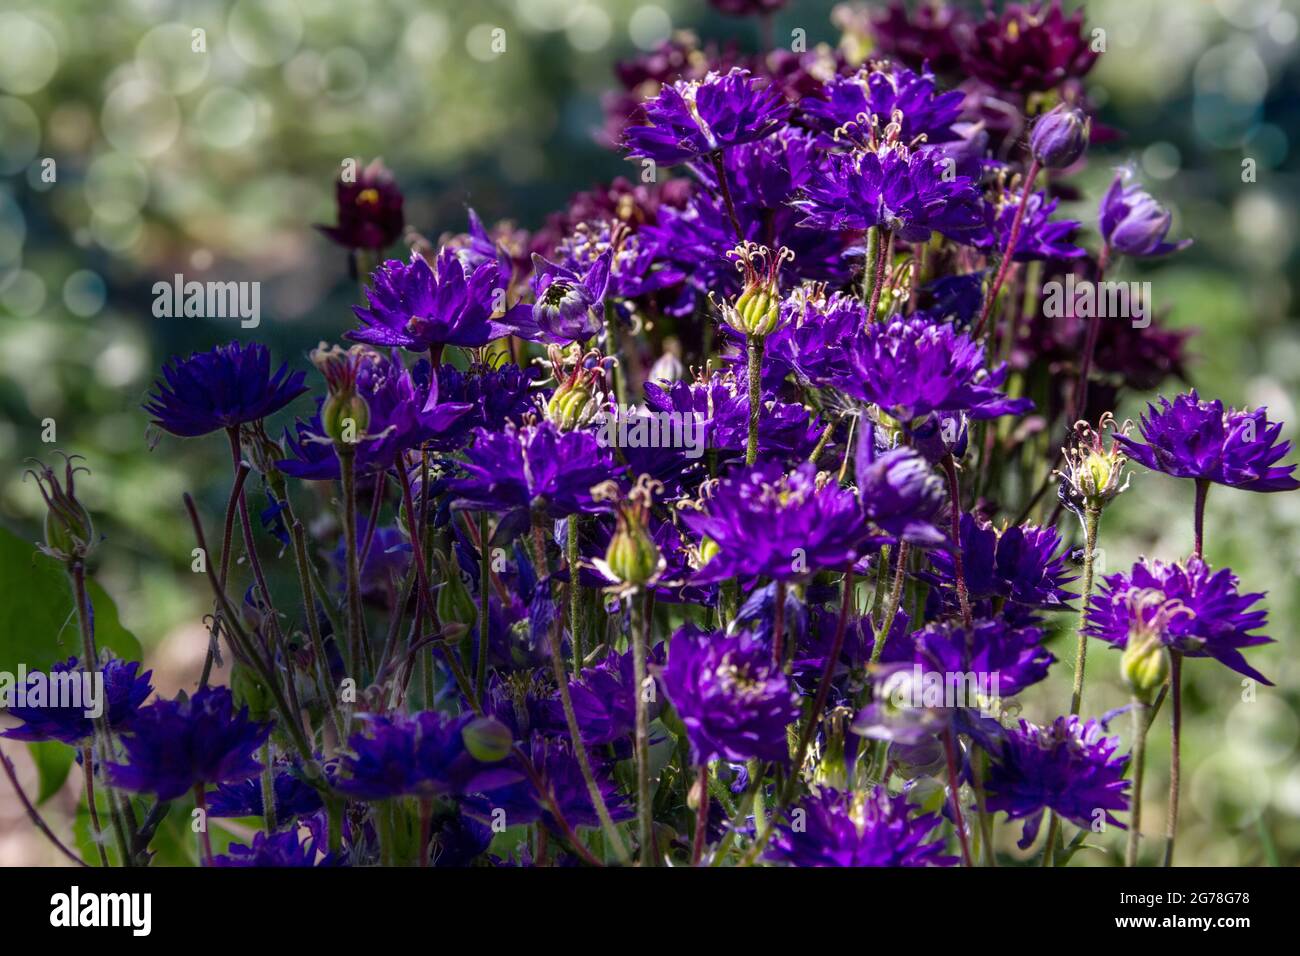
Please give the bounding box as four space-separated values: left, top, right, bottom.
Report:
7 0 1294 869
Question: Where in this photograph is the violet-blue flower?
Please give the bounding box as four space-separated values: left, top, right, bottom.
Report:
765 786 957 867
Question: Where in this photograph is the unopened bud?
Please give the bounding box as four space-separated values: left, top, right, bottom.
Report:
461 716 514 763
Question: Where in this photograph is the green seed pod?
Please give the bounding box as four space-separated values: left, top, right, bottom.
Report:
461 716 514 763
321 391 370 446
605 511 663 587
1121 637 1169 702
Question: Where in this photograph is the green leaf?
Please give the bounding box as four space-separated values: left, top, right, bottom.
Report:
27 740 75 805
0 524 142 673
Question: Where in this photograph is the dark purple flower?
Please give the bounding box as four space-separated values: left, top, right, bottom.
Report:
961 1 1100 94
434 361 538 435
348 248 518 355
315 158 403 251
765 786 957 867
208 762 327 828
834 316 1034 424
801 66 964 147
660 625 799 764
709 0 786 15
556 221 683 301
794 147 984 243
449 422 621 540
329 522 409 599
976 189 1086 262
107 686 272 801
2 657 153 745
681 461 867 585
544 647 660 746
144 342 307 439
1085 556 1274 684
624 68 790 166
335 711 521 800
511 250 612 344
1115 392 1299 493
209 830 339 868
1099 169 1192 258
984 715 1129 848
923 514 1076 611
465 734 632 831
1029 103 1090 168
855 424 947 548
916 617 1054 699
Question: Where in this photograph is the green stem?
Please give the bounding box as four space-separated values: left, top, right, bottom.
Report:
337 446 366 679
289 519 344 742
630 593 655 864
476 511 490 703
1163 650 1183 867
861 227 879 311
1070 506 1102 715
1126 697 1149 867
872 543 908 664
566 514 585 674
81 744 109 867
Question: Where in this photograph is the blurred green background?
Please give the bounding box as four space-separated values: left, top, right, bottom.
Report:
0 0 1296 865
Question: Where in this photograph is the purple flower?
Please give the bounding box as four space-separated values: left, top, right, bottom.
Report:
961 1 1100 94
209 830 339 868
144 342 307 438
1085 556 1274 684
801 66 964 147
765 786 957 867
434 361 538 435
511 251 612 344
556 220 683 302
208 762 327 829
764 290 867 389
1099 169 1192 258
977 189 1086 262
1114 391 1298 493
915 618 1054 699
336 711 521 800
983 716 1129 848
923 514 1077 611
107 686 272 801
794 147 984 243
544 648 660 746
2 657 153 745
623 68 790 166
329 522 410 599
1029 103 1090 168
834 317 1033 424
680 461 867 584
449 422 621 540
315 158 403 251
661 625 799 764
855 424 948 548
348 248 517 354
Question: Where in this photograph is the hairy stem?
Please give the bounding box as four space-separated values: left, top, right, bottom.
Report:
1070 506 1101 715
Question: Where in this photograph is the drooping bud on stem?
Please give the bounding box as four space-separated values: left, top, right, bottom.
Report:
25 454 96 563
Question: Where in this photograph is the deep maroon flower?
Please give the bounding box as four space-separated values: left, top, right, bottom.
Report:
858 1 969 75
107 686 272 801
709 0 786 15
316 158 403 251
800 66 964 147
2 657 153 745
983 715 1129 848
624 68 790 166
960 1 1100 94
348 248 518 355
449 422 621 540
336 711 521 800
681 461 867 584
1099 169 1192 258
661 625 799 764
794 146 984 243
1085 556 1274 684
144 342 307 438
209 830 339 868
1115 392 1299 493
765 786 957 867
834 317 1033 425
924 514 1076 611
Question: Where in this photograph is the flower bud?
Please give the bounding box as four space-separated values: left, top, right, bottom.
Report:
320 390 371 446
544 345 610 432
605 511 663 587
435 553 479 630
461 716 514 763
1121 637 1169 702
722 242 793 339
1030 103 1090 169
27 455 96 563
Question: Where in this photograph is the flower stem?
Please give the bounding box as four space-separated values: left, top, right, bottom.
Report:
872 543 909 665
194 784 213 865
745 336 764 467
1070 506 1102 715
337 445 367 680
1126 697 1150 867
476 510 490 703
0 747 89 867
81 744 110 867
1163 650 1183 867
566 514 585 674
691 764 710 866
863 227 890 323
974 158 1041 339
710 150 744 242
1068 245 1109 425
1192 478 1209 559
940 454 973 628
290 519 344 742
630 592 656 864
771 580 786 669
942 726 973 867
